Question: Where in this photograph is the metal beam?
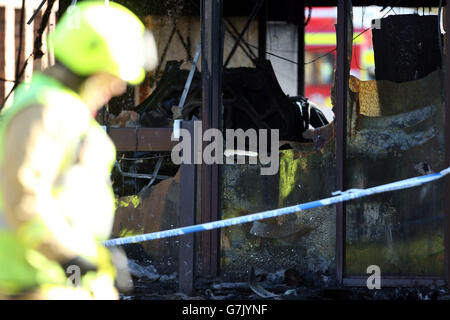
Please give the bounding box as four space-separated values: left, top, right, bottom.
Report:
335 0 350 286
297 1 305 96
200 0 223 277
27 0 46 25
224 18 257 61
224 0 263 68
257 0 267 60
445 2 450 289
179 121 197 295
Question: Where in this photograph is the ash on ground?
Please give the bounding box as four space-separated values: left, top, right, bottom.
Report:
120 263 450 301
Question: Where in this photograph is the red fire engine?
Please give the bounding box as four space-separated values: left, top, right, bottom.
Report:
305 7 375 108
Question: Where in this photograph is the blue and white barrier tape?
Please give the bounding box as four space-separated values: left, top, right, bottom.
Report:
103 166 450 247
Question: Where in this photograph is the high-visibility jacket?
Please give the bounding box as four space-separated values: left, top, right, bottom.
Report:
0 72 117 298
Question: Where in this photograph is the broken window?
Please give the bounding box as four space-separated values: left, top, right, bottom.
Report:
220 6 335 286
345 7 445 278
104 0 203 288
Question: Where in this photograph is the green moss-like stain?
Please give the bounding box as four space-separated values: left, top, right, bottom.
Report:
278 150 302 207
119 228 143 238
115 195 142 209
346 233 445 276
220 146 337 275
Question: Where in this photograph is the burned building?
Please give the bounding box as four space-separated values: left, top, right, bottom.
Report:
2 0 450 301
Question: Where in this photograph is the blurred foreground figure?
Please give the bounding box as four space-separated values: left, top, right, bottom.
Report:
0 1 157 299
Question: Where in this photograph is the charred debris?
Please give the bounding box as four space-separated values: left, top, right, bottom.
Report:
98 4 450 300
103 59 329 197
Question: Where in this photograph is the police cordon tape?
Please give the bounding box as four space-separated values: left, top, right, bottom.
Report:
103 166 450 247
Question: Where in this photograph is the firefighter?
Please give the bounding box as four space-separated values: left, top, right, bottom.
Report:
0 1 157 299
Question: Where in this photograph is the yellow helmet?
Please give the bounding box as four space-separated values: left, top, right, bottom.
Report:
48 1 157 85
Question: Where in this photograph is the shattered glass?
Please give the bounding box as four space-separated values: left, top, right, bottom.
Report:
345 70 445 277
221 140 337 284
